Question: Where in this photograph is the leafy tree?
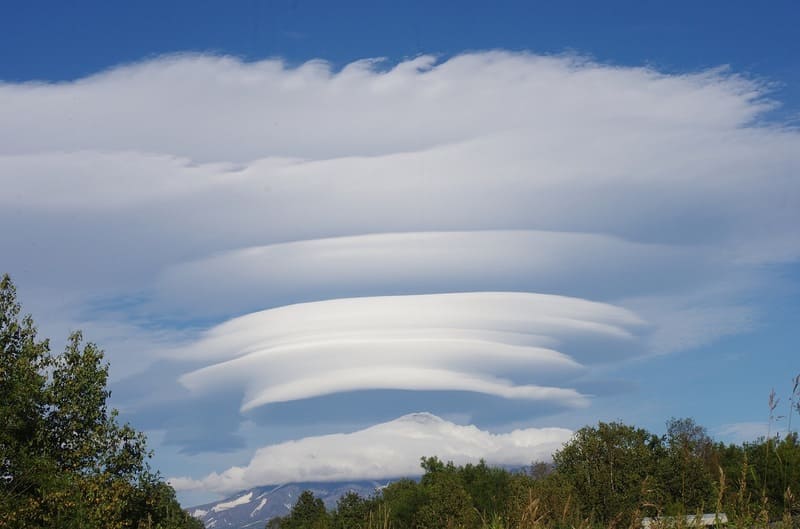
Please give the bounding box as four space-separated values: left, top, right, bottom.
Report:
459 459 511 521
281 490 330 529
552 421 666 524
331 491 373 529
381 478 427 529
416 457 476 529
664 417 714 512
0 273 201 529
0 274 51 506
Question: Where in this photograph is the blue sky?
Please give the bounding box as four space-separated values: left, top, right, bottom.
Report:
3 1 799 97
2 1 799 506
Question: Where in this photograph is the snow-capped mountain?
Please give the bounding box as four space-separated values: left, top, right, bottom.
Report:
173 412 571 493
188 480 387 529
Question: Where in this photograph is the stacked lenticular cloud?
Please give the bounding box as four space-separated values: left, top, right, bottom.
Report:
2 52 799 491
178 291 645 412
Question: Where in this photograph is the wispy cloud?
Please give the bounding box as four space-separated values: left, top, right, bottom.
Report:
716 421 768 443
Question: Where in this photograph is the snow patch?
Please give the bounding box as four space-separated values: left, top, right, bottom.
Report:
251 498 268 517
191 508 207 518
212 491 253 513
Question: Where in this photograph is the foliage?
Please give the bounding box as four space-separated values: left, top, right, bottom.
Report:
460 459 512 521
381 478 427 529
552 421 667 524
416 457 476 529
663 417 715 513
0 274 201 529
271 490 330 529
331 491 376 529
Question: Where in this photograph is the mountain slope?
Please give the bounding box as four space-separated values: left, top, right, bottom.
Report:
189 480 388 529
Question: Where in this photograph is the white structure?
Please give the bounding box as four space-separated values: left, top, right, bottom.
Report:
642 514 728 529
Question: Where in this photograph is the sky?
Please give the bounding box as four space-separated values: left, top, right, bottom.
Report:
1 0 799 506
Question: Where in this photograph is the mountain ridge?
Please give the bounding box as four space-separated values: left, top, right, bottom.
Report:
188 479 393 529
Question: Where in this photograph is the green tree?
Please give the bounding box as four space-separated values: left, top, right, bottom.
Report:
381 478 427 529
0 274 52 511
331 491 373 529
459 459 511 521
281 490 330 529
45 331 150 479
416 457 476 529
663 417 714 512
552 421 666 524
0 273 201 529
0 273 57 526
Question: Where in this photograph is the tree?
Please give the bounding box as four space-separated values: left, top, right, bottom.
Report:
0 274 56 526
459 459 511 521
331 491 372 529
0 273 202 529
664 417 714 511
381 478 427 529
281 490 329 529
416 457 476 529
552 421 666 524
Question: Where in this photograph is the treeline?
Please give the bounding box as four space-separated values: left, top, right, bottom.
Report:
0 275 202 529
273 419 800 529
3 271 799 529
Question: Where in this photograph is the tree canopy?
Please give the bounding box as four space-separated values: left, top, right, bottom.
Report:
0 274 202 529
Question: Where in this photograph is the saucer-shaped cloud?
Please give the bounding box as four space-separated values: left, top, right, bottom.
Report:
169 412 573 494
178 292 645 411
155 230 722 317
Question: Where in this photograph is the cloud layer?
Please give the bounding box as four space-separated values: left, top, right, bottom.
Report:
169 412 573 494
1 51 798 482
0 53 771 163
154 230 724 317
177 291 644 411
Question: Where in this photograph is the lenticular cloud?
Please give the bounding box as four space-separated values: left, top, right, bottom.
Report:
154 230 723 317
178 291 645 411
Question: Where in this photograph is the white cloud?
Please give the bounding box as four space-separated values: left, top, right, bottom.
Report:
177 292 644 411
1 51 798 456
716 422 768 443
153 230 724 318
2 54 797 308
169 412 573 494
0 53 770 163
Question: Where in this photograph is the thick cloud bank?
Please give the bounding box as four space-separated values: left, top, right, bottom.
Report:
0 53 771 163
169 412 573 494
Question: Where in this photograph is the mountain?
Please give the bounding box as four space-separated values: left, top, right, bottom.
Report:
188 480 389 529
